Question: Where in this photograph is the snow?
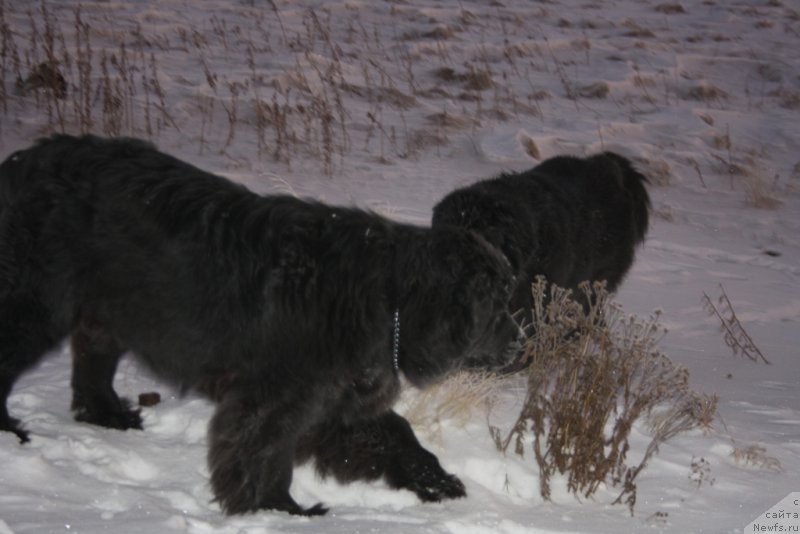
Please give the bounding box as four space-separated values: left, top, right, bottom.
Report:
1 0 799 533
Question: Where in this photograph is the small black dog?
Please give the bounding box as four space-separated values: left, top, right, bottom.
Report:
0 134 521 516
432 152 650 317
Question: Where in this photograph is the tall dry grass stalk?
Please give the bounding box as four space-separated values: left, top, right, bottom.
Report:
702 284 769 364
73 5 92 133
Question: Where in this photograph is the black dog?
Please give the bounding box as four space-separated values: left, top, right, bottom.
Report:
0 134 521 516
432 152 650 318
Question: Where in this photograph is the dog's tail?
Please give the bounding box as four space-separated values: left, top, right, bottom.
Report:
599 152 651 244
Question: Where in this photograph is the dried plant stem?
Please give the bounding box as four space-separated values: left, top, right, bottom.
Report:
702 284 769 364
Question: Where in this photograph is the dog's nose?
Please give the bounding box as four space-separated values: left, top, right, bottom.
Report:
516 325 528 346
500 328 526 365
506 330 528 364
494 328 529 374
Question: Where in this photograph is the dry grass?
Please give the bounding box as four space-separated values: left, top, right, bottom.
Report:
707 128 783 208
635 156 672 186
684 83 729 102
426 110 475 129
433 66 494 91
0 0 792 191
518 132 541 160
731 444 782 472
622 20 656 39
401 371 506 443
702 284 770 364
16 61 66 99
577 81 610 99
711 132 731 151
0 3 179 138
769 88 800 109
491 279 717 514
653 201 675 222
0 4 380 174
742 171 783 209
655 3 687 15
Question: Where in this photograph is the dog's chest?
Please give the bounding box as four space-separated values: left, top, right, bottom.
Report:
334 366 400 424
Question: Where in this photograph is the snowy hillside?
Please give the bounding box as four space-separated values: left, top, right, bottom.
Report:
0 1 798 533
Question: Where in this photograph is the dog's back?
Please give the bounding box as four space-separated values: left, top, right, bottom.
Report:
0 135 148 198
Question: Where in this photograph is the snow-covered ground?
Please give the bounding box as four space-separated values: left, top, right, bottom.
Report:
0 1 798 532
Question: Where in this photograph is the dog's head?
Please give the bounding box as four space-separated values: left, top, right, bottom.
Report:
396 227 523 387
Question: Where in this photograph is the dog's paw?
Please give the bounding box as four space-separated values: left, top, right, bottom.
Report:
407 468 467 502
0 416 31 443
73 398 143 431
292 503 328 516
217 487 328 517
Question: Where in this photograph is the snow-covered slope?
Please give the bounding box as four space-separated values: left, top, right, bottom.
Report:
0 1 798 532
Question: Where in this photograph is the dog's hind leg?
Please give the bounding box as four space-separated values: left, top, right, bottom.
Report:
0 294 62 443
70 320 142 431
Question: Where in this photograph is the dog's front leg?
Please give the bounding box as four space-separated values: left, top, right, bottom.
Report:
302 410 466 503
207 388 327 516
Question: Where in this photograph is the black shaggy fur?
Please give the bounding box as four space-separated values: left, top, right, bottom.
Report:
432 152 650 317
0 134 522 516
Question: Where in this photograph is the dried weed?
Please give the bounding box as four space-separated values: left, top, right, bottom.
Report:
492 279 717 514
702 284 770 363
